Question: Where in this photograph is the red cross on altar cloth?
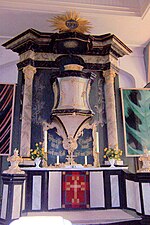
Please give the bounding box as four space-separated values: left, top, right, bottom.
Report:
62 171 90 208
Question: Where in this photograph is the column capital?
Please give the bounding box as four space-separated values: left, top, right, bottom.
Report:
23 65 36 80
103 69 117 84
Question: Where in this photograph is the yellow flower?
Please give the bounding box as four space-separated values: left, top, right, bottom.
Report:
30 142 47 162
104 146 123 160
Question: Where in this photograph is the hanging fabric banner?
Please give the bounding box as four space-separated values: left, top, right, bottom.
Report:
0 84 15 155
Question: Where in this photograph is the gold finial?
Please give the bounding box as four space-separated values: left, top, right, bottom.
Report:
48 11 92 34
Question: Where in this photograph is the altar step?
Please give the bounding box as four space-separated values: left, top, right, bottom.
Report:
22 209 142 225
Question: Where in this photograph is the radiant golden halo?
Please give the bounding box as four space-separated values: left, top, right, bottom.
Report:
48 11 92 34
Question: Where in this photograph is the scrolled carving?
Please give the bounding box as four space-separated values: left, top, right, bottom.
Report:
63 136 78 153
3 149 25 174
94 76 106 127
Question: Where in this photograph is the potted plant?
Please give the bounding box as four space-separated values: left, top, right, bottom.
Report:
30 142 46 167
103 145 123 167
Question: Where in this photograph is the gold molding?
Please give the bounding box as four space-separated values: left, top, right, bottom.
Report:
64 64 84 71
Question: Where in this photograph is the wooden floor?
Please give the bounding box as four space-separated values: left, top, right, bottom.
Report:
22 209 142 225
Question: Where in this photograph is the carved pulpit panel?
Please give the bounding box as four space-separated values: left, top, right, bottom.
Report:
47 128 67 165
74 128 94 165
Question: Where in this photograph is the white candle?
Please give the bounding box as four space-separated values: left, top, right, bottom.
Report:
85 156 87 165
44 130 47 153
96 132 99 152
57 155 59 164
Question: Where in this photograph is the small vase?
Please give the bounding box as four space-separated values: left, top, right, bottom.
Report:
34 157 41 168
109 158 115 167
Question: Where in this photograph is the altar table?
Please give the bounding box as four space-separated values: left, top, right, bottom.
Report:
23 167 128 212
2 166 150 225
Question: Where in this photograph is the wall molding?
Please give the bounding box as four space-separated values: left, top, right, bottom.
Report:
0 0 149 17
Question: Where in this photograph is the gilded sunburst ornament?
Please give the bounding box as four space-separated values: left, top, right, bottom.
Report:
48 11 92 34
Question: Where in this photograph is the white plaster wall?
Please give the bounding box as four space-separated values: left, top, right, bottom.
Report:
119 46 147 88
0 62 18 84
0 45 19 84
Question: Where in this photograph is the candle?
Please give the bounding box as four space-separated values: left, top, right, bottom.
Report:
85 156 87 165
96 132 99 153
44 130 47 153
57 155 59 164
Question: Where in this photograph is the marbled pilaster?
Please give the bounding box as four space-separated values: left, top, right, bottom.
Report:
20 65 36 157
103 69 118 147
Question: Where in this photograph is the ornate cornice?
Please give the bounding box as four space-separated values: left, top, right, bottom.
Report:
2 29 132 58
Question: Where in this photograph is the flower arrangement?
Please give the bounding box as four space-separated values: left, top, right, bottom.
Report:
103 145 123 160
30 142 46 161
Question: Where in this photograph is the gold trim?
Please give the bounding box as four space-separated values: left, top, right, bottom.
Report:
64 64 84 71
48 11 92 34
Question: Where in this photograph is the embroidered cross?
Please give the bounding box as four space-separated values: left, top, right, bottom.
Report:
65 175 86 204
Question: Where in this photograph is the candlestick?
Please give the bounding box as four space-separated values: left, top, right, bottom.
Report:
85 156 87 165
44 130 47 152
57 155 59 164
96 132 99 153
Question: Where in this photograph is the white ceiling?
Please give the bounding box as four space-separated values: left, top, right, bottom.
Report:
0 0 150 47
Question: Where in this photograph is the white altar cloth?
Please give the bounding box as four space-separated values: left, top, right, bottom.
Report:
22 166 128 171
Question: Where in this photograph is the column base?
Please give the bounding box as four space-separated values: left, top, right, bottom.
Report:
0 174 26 224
